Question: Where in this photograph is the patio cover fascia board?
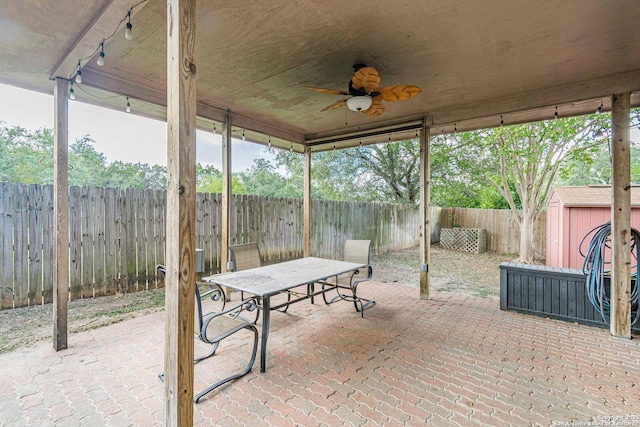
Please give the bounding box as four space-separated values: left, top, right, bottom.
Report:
79 68 306 147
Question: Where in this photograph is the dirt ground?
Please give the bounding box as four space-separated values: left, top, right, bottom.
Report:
0 244 513 354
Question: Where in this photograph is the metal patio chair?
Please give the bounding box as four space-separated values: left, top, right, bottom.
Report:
228 243 293 312
322 239 376 317
156 265 259 403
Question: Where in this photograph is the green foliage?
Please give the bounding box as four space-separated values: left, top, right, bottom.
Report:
196 163 246 194
0 123 166 189
239 157 301 198
0 125 55 184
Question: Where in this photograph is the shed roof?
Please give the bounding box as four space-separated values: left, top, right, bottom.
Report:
551 186 640 207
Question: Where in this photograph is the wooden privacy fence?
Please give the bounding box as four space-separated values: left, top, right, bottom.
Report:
0 182 421 309
440 207 546 256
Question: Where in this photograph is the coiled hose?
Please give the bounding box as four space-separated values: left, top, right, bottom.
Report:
579 222 640 326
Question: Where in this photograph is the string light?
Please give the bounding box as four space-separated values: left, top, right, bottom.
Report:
125 97 131 113
68 0 147 84
213 123 217 134
554 106 559 120
124 11 133 41
388 133 391 142
290 142 293 152
596 100 603 114
242 129 246 140
69 82 76 100
75 62 82 84
97 41 105 66
500 115 504 127
268 136 271 147
454 123 457 133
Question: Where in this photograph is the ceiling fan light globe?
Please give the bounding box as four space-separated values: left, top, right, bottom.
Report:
346 96 372 112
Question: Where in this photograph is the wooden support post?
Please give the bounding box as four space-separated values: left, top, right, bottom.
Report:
303 147 312 257
164 0 196 424
220 113 232 300
419 121 431 300
53 78 69 351
610 92 632 339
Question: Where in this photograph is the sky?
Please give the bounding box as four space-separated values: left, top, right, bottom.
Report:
0 83 273 172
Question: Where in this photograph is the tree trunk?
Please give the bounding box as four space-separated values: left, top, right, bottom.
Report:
518 211 536 263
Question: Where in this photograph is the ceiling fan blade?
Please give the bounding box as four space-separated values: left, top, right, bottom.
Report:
305 86 349 96
320 99 347 112
363 98 385 116
352 67 381 93
378 85 422 101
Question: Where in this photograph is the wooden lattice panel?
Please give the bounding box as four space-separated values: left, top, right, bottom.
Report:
440 228 487 253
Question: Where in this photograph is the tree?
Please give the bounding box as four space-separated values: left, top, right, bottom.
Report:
479 115 611 262
272 142 422 203
196 163 245 194
0 123 168 189
349 141 421 203
0 124 55 184
239 158 302 198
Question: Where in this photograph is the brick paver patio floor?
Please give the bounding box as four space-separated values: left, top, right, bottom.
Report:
0 282 638 426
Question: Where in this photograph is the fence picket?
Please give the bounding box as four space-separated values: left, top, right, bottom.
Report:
1 183 14 308
28 185 43 305
81 187 93 298
42 186 54 305
69 186 82 300
93 187 106 295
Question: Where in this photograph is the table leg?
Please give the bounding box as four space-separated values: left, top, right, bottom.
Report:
260 295 270 373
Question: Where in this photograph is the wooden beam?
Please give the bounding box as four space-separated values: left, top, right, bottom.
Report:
610 92 632 339
419 121 431 300
53 78 69 351
431 70 640 128
164 0 196 424
221 113 232 286
303 147 312 257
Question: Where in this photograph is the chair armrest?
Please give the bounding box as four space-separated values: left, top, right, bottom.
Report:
349 265 373 287
202 295 260 326
200 296 259 342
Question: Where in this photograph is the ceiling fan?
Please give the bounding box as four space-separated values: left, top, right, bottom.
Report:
305 64 421 116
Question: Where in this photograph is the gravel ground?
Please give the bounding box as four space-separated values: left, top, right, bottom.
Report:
0 244 513 354
371 243 513 297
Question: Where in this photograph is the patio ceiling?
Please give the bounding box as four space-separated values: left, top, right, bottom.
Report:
1 0 639 151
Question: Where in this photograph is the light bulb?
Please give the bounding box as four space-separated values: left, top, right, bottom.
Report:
242 130 246 141
596 102 603 114
500 115 504 127
97 42 105 66
125 22 133 41
554 107 559 120
125 97 131 113
75 68 82 84
69 86 76 100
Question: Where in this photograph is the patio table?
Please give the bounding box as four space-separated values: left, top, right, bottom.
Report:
203 256 365 372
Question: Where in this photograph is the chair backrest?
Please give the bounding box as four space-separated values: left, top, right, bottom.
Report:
344 240 371 265
228 243 261 271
